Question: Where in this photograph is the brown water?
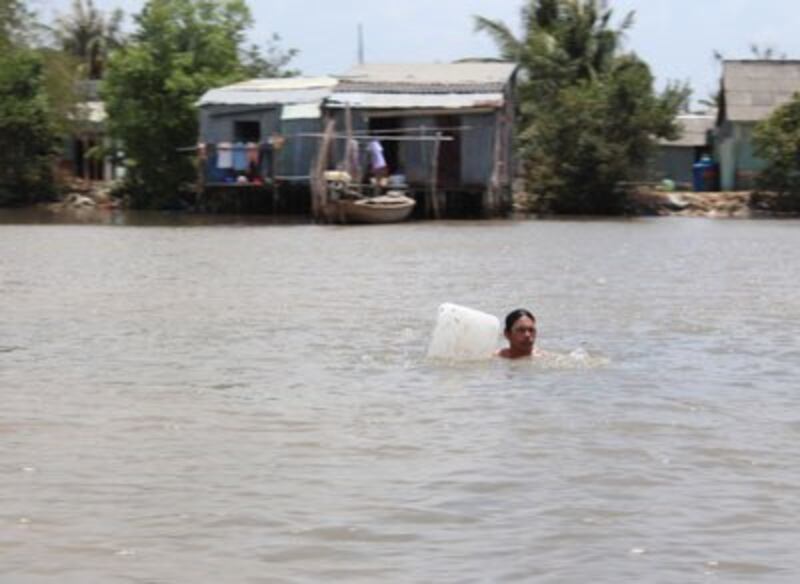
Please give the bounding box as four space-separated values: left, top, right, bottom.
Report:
2 209 800 583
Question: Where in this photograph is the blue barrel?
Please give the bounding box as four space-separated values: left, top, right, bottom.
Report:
692 155 718 192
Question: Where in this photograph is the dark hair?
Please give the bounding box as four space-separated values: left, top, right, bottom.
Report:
505 308 535 333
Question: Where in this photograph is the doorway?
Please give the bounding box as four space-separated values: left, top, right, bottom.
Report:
367 117 401 174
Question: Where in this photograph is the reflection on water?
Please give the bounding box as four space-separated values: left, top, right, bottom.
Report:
0 206 311 227
2 211 800 582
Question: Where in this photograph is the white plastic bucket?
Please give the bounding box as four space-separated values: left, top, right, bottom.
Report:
426 303 501 361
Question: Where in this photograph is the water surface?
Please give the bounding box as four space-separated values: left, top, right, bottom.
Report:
2 210 799 582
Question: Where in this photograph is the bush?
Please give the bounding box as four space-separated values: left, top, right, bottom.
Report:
753 92 800 211
527 57 684 214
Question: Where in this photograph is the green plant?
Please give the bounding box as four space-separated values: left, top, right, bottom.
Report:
476 0 687 214
102 0 297 209
753 92 800 211
0 48 58 205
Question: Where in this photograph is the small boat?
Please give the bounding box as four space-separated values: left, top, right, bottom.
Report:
337 191 416 224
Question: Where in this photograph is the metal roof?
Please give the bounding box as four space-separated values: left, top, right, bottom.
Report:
723 60 800 122
198 64 516 111
659 114 715 147
198 76 337 107
327 92 504 110
281 103 321 120
334 62 517 94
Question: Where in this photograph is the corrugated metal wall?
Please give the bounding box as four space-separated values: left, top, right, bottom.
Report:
199 106 281 143
460 113 496 186
717 122 768 190
278 118 322 181
328 112 502 189
653 146 696 187
399 116 437 185
199 105 324 183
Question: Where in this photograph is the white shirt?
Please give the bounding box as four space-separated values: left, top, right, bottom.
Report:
367 140 387 171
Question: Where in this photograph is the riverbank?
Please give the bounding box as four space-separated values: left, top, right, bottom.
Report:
627 189 753 218
44 179 123 212
11 181 800 220
626 188 800 218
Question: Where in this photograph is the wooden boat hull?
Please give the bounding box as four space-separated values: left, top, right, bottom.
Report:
338 194 416 224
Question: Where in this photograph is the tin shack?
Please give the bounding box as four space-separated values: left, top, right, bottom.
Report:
197 76 337 212
323 61 518 218
715 60 800 191
653 114 715 189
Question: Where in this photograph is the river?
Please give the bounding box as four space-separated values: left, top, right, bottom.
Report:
2 209 799 583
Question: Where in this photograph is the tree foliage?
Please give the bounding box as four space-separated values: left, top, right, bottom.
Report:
52 0 125 80
0 0 34 48
476 0 687 214
0 1 60 206
0 49 59 205
242 33 299 78
753 93 800 210
102 0 297 208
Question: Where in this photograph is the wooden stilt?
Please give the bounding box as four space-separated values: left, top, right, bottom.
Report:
430 132 442 220
311 118 336 222
488 116 504 217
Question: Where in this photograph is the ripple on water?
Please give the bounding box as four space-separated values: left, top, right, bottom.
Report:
3 218 800 581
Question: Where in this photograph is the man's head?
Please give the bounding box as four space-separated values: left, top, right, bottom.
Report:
504 309 536 357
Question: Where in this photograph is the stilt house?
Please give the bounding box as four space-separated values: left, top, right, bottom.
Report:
197 76 337 212
323 62 518 217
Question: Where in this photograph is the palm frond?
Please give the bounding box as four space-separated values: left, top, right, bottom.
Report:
473 15 522 61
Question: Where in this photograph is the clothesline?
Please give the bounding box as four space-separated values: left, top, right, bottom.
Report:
345 125 473 135
177 132 455 153
292 133 454 142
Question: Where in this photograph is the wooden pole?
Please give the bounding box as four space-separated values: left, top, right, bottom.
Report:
197 143 206 212
488 116 504 217
343 103 362 196
430 131 442 220
270 143 278 215
311 118 335 221
420 126 431 217
81 135 89 182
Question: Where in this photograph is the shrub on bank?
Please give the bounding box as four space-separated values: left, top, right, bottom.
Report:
753 92 800 212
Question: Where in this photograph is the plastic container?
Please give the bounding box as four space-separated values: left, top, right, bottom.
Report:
426 303 501 361
692 155 718 192
388 174 407 188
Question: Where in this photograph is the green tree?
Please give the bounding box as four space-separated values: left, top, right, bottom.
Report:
476 0 686 214
0 49 59 205
526 56 686 213
0 0 33 48
753 92 800 211
52 0 125 80
0 0 61 206
242 33 299 78
103 0 297 209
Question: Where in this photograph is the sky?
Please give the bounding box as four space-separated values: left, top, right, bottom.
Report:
34 0 800 108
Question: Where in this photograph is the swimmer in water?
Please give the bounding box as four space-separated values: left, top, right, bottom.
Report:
497 308 537 359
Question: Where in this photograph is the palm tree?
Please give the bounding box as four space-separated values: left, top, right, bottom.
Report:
52 0 124 79
474 0 560 63
474 0 633 87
